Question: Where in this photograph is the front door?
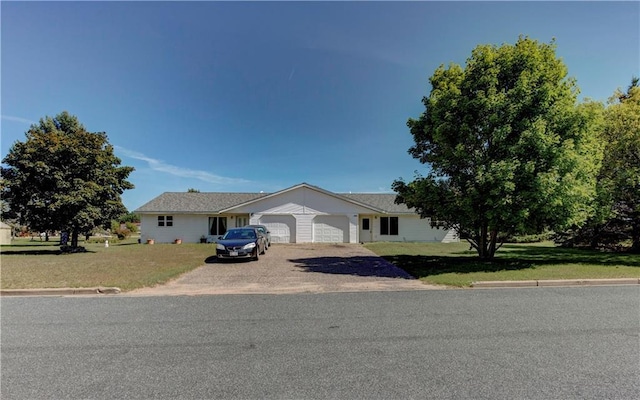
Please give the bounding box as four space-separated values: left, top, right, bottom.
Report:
360 216 372 243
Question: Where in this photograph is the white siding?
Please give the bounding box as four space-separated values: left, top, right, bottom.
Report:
140 214 210 244
232 187 373 215
295 214 314 243
348 214 359 244
370 214 456 243
0 224 11 245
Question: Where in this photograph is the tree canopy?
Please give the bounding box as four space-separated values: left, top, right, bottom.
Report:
561 78 640 252
1 111 134 248
602 78 640 252
393 37 603 259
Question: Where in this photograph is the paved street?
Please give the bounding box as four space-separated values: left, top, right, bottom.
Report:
2 287 639 399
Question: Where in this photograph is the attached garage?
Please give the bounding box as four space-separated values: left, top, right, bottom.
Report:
313 215 349 243
260 215 296 243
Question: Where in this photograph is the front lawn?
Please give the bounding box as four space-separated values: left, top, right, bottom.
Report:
364 241 640 287
1 238 216 291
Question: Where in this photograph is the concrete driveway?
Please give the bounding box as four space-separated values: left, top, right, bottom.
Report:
129 243 442 296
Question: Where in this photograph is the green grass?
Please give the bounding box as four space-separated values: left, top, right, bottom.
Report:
364 241 640 287
1 237 216 291
3 238 638 291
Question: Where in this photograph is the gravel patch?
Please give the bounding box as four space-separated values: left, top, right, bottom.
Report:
128 243 443 296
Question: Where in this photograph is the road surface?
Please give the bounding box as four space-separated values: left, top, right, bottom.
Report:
2 286 638 399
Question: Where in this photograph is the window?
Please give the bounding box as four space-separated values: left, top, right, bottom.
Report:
362 218 370 230
209 217 227 236
380 217 398 235
236 216 248 227
158 215 173 227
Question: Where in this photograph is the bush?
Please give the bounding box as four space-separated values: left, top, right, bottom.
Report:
109 220 137 236
555 217 634 252
125 222 138 234
505 232 554 243
115 228 131 240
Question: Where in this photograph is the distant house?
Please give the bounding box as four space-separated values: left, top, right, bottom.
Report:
134 183 458 244
0 221 12 245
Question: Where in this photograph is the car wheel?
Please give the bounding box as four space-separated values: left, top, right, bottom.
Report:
253 247 259 261
260 242 266 255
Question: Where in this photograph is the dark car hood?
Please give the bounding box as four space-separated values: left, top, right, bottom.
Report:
217 238 256 247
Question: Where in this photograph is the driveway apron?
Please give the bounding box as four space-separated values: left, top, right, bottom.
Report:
128 244 441 296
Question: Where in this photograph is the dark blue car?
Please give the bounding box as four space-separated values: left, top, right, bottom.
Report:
216 227 266 261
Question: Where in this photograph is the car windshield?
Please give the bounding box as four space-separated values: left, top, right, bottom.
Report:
223 229 256 240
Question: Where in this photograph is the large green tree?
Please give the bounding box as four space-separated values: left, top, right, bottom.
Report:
556 79 640 252
1 111 134 248
589 78 640 251
602 78 640 252
393 37 603 259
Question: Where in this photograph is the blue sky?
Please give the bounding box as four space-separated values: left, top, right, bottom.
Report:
2 1 638 211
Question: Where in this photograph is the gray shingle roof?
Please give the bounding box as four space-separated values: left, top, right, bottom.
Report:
135 192 269 213
135 188 414 214
340 193 415 214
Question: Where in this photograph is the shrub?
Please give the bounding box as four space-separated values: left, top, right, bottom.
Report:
115 228 131 240
505 232 554 243
125 222 138 234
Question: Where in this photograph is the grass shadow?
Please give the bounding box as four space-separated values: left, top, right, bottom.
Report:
1 249 67 255
2 241 60 247
381 255 534 279
500 244 640 267
379 244 640 279
0 246 95 256
289 256 416 279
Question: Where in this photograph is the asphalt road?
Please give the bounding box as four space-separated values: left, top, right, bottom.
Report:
2 287 639 399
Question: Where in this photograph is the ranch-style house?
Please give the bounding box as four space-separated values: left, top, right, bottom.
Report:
134 183 458 244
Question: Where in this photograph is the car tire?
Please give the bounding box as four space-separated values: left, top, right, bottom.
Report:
253 248 259 261
260 242 266 255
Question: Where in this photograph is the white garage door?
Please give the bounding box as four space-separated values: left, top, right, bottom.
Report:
259 215 296 243
313 215 348 243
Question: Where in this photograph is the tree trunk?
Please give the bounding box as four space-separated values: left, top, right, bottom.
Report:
477 224 497 260
590 224 601 249
71 230 79 248
472 225 499 260
478 225 486 259
488 229 498 259
631 219 640 254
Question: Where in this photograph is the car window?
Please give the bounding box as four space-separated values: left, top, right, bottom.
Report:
241 230 256 239
223 230 239 239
